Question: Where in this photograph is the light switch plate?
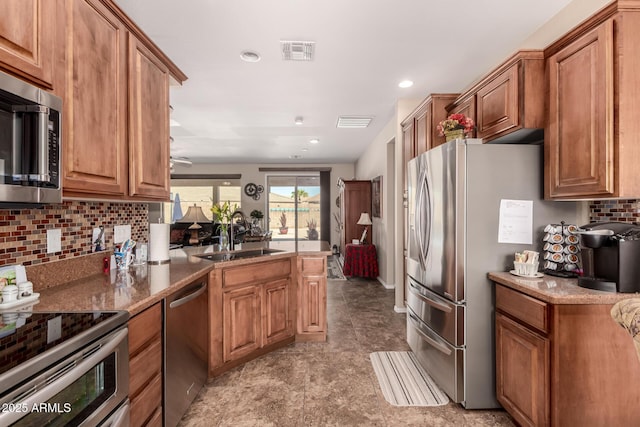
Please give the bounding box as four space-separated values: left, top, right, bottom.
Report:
47 316 62 343
113 225 131 244
46 229 62 253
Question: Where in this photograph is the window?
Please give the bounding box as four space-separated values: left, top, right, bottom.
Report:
162 179 241 223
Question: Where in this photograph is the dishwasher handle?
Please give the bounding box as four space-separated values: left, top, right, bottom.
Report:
169 282 207 309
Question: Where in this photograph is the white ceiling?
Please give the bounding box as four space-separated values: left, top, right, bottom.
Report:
115 0 573 165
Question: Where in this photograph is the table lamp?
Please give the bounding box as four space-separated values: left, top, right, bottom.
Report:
178 204 210 245
357 212 372 244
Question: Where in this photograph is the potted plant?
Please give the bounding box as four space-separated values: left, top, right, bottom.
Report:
279 212 288 234
437 113 475 141
306 218 318 240
250 209 264 224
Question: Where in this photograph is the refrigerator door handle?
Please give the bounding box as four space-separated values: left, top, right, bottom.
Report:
408 279 452 313
423 166 432 265
408 311 452 356
416 167 430 270
415 168 426 270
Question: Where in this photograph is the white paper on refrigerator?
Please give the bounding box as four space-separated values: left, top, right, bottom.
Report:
498 199 533 244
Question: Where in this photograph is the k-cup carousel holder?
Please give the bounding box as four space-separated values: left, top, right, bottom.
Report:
542 221 581 278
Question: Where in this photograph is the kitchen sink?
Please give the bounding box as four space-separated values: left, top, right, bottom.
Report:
195 248 284 262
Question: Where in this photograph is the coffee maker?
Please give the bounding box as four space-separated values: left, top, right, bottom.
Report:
578 222 640 292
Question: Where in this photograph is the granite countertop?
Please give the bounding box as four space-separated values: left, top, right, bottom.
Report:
32 241 331 316
488 271 640 305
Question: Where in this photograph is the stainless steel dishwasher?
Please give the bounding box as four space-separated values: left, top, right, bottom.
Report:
164 278 208 427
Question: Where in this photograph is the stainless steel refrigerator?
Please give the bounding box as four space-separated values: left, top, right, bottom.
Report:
406 139 578 409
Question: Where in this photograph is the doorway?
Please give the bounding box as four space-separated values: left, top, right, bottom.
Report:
267 175 321 242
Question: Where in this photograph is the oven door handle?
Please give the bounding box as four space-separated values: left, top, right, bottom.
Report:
408 312 452 356
169 282 206 309
0 328 128 426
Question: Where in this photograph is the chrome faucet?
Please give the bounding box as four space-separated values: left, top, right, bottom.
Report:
229 210 246 250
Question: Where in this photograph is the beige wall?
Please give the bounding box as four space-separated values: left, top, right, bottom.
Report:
355 116 397 287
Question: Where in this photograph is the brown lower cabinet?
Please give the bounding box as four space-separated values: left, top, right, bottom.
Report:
128 303 163 427
296 255 327 341
209 254 328 377
495 284 640 426
209 256 297 376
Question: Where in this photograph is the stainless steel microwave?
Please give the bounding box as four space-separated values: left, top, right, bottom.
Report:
0 70 62 205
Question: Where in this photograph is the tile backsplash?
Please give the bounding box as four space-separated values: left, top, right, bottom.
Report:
0 198 635 268
589 199 640 224
0 201 148 267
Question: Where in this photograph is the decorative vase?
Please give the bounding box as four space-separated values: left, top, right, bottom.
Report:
219 224 229 251
445 129 465 141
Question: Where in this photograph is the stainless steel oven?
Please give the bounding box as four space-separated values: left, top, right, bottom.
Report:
0 311 129 426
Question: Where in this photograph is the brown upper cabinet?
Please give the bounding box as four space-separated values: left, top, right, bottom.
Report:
447 50 544 143
401 93 458 162
60 0 186 201
0 0 55 89
544 1 640 199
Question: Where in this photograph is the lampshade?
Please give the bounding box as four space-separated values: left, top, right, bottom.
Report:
357 213 372 226
178 204 210 224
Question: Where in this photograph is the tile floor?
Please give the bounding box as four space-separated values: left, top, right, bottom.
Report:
179 277 516 426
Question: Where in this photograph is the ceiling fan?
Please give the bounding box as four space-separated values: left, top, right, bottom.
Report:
169 156 192 172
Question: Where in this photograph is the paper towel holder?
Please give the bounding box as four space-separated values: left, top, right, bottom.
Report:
148 222 171 264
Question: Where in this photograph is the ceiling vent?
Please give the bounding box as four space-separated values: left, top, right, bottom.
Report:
336 116 373 129
281 40 315 61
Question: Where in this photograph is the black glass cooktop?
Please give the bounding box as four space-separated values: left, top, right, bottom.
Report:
0 311 128 377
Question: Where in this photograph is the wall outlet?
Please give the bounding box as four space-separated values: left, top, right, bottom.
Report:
47 316 62 344
113 225 131 244
46 229 62 253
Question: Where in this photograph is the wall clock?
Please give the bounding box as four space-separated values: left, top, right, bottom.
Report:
244 183 264 200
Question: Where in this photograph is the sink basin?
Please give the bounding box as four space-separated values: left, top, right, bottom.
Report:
195 248 283 262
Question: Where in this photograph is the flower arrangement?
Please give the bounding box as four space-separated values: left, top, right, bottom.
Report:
211 201 238 225
437 113 475 137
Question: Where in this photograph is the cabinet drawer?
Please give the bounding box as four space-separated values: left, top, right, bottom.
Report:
130 372 162 427
223 258 291 287
300 256 325 275
496 285 548 333
129 337 162 396
145 406 163 427
129 303 162 355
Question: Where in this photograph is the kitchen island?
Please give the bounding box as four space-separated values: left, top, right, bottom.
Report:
30 241 330 426
33 240 330 315
489 272 640 426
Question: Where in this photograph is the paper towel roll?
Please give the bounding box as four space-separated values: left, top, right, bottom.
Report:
148 223 170 263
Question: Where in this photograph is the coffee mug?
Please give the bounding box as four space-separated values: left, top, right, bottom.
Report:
17 281 33 299
1 285 19 303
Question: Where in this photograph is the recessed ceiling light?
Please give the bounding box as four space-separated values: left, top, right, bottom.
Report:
294 116 304 125
310 138 319 144
240 50 261 62
398 80 414 88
